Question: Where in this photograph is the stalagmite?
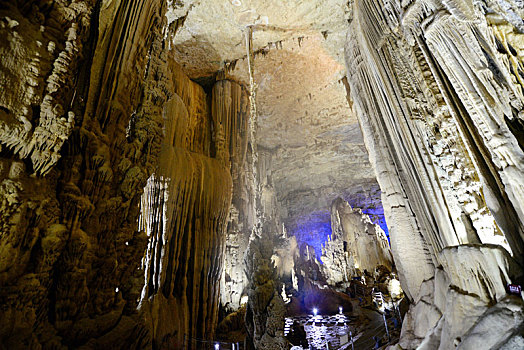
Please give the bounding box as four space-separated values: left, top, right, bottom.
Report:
138 61 250 348
320 198 393 286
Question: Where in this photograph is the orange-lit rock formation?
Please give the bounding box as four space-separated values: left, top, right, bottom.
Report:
138 64 250 348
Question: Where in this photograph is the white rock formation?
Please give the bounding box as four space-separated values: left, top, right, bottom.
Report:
346 0 524 348
320 198 392 286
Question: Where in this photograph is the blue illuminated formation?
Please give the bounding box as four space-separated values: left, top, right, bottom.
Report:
290 199 390 262
291 211 332 263
345 194 389 238
360 207 389 236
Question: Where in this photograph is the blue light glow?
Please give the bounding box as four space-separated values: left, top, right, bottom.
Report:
345 194 390 240
291 211 332 263
360 207 389 236
289 196 391 260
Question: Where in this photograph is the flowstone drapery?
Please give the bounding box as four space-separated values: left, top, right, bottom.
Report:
345 1 524 348
138 62 250 348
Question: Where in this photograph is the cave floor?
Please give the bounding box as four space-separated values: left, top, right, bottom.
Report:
352 309 389 349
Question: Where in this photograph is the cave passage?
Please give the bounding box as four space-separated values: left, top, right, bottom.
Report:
1 1 523 350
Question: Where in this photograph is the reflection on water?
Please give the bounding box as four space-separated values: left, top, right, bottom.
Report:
285 314 355 349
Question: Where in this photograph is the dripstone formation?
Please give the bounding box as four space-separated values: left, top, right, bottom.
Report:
244 229 288 350
138 67 250 347
1 0 169 347
345 0 524 348
320 198 392 286
1 0 524 349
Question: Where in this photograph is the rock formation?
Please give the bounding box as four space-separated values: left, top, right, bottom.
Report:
1 0 524 349
321 198 392 286
138 63 250 347
345 0 524 348
0 1 250 347
244 229 288 350
0 0 170 347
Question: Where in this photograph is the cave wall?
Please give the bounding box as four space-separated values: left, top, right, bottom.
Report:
345 0 524 348
0 0 172 348
138 65 250 348
0 0 246 348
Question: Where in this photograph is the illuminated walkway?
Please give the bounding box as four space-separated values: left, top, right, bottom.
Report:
285 313 356 349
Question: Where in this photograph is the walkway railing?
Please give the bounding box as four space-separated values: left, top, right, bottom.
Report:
182 335 244 350
372 291 385 308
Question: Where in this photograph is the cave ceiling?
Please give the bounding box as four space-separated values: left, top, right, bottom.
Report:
172 0 380 229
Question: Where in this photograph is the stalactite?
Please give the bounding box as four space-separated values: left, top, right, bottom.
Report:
345 0 524 348
241 24 288 350
214 80 253 311
138 60 251 348
0 0 169 348
245 25 262 239
0 1 90 176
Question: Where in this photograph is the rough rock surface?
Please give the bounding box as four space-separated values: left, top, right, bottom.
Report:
172 0 352 77
0 0 250 348
0 0 172 347
320 198 392 286
244 229 288 350
0 0 91 175
345 0 524 348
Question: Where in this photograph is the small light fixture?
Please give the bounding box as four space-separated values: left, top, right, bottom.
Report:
339 306 343 314
215 343 219 350
313 308 318 316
